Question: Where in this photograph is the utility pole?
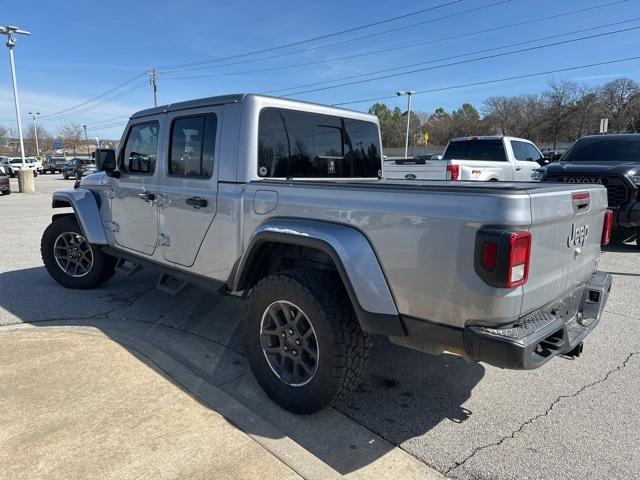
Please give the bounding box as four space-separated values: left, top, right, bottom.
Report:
397 91 415 159
83 124 90 157
146 68 159 107
29 111 40 156
1 26 30 168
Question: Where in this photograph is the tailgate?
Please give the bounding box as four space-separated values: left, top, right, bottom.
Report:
383 159 446 180
521 185 608 317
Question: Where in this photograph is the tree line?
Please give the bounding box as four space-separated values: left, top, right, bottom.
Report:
0 121 90 156
369 77 640 148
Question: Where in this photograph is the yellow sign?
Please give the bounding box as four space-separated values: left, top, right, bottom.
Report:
423 132 429 144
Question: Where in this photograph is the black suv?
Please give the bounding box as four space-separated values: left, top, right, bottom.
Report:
62 158 96 180
541 134 640 246
43 156 67 174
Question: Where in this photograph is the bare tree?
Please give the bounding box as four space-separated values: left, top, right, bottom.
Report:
543 79 578 149
58 122 83 155
570 87 601 138
483 96 512 135
599 78 640 132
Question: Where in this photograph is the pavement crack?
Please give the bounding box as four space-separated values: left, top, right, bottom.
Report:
604 309 640 321
446 351 640 477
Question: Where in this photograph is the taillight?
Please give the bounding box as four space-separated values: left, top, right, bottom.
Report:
475 230 531 288
481 242 498 271
601 209 613 245
446 165 460 180
506 232 531 288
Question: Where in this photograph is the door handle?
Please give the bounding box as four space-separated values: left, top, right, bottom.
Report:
137 191 156 202
185 196 207 209
515 167 522 171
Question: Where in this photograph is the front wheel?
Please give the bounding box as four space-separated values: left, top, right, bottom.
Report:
245 268 370 414
41 216 116 289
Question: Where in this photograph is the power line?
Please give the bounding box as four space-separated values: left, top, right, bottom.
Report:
331 56 640 106
272 25 640 97
161 0 622 75
164 15 640 82
162 0 510 74
158 0 463 72
38 81 147 125
38 73 144 120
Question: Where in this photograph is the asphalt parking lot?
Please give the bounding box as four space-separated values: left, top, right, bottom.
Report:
1 174 639 479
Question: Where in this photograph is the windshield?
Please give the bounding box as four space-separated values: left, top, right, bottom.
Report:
562 136 640 162
9 159 24 164
79 159 95 165
443 139 506 162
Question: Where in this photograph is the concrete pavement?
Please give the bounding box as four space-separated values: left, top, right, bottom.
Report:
0 328 301 480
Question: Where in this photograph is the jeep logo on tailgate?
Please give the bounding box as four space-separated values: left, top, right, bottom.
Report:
561 177 603 184
567 223 589 247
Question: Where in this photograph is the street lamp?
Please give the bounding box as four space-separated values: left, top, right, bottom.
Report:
1 26 31 168
397 90 415 159
28 111 40 156
83 124 90 157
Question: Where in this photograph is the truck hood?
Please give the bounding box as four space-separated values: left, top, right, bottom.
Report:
546 160 639 176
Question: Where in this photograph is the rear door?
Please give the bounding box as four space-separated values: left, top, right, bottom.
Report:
521 185 607 316
157 108 221 267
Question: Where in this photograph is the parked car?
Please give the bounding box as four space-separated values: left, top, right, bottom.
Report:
1 157 38 177
43 156 68 174
541 148 567 162
384 136 545 181
30 156 44 173
0 168 10 195
62 158 96 179
41 94 612 413
540 134 640 247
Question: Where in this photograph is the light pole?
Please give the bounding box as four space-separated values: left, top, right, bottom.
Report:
397 90 415 159
1 26 31 168
83 124 90 157
28 111 40 156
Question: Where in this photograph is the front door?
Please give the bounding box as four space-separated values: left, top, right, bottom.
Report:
510 140 540 181
157 109 221 267
108 120 162 255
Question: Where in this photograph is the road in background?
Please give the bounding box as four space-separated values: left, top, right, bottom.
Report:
1 175 639 479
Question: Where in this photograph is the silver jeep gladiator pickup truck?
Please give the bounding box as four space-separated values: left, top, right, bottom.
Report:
41 94 613 413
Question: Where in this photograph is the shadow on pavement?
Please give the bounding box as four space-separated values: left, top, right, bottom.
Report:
0 265 484 476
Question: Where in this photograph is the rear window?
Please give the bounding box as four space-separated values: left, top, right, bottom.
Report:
562 136 640 162
443 139 507 162
258 107 381 178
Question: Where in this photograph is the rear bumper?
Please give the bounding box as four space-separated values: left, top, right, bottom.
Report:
465 271 612 369
393 271 612 370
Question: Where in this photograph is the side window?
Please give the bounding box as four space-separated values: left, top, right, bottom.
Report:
121 122 159 174
169 114 216 177
510 141 529 161
525 143 542 161
257 107 381 178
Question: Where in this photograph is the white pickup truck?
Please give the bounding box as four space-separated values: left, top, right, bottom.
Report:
384 136 546 181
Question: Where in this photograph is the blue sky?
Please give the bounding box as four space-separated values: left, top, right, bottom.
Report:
2 0 639 139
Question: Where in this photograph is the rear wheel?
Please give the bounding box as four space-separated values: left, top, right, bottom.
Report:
245 268 370 413
41 216 116 289
1 188 10 195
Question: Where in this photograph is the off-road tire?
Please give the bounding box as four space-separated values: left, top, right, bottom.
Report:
245 268 370 414
41 216 116 289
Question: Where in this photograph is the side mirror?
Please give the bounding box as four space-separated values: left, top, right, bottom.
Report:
537 158 550 166
95 149 118 176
